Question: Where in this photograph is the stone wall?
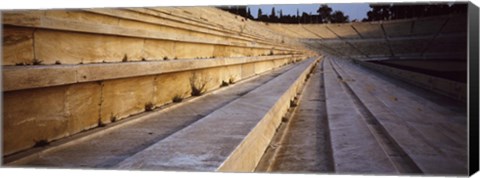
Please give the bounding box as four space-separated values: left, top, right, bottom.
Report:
2 7 314 156
3 8 309 66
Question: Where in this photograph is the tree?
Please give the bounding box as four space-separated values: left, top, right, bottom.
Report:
300 12 310 24
317 4 333 23
365 4 391 21
247 8 253 19
330 11 349 23
270 7 277 22
296 9 300 23
257 8 263 19
237 6 248 18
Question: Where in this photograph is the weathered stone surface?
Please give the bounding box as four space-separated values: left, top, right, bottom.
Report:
2 11 44 26
115 58 317 171
3 65 77 92
100 76 155 124
153 71 192 106
266 24 299 38
118 18 189 37
2 57 283 156
224 46 246 57
3 55 292 92
302 25 338 39
222 65 242 83
2 82 103 156
175 42 214 59
143 39 176 60
241 63 255 79
65 82 102 134
6 65 294 167
3 10 298 55
212 45 228 57
195 67 223 91
252 48 267 56
274 58 289 68
352 23 384 38
2 27 34 65
3 86 68 155
1 6 311 157
255 61 274 74
285 25 318 38
328 24 361 39
114 9 226 43
45 10 119 26
153 67 224 105
35 29 145 64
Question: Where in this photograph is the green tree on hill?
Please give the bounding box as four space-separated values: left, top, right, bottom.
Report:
317 4 333 23
330 11 349 23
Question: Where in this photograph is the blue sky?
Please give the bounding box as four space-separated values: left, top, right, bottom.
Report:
247 3 371 21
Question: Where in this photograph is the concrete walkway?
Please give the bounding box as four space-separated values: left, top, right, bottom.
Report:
330 57 467 175
255 57 467 175
255 59 334 173
323 58 398 173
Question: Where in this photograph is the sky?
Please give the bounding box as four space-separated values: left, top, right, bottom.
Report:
247 3 371 21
